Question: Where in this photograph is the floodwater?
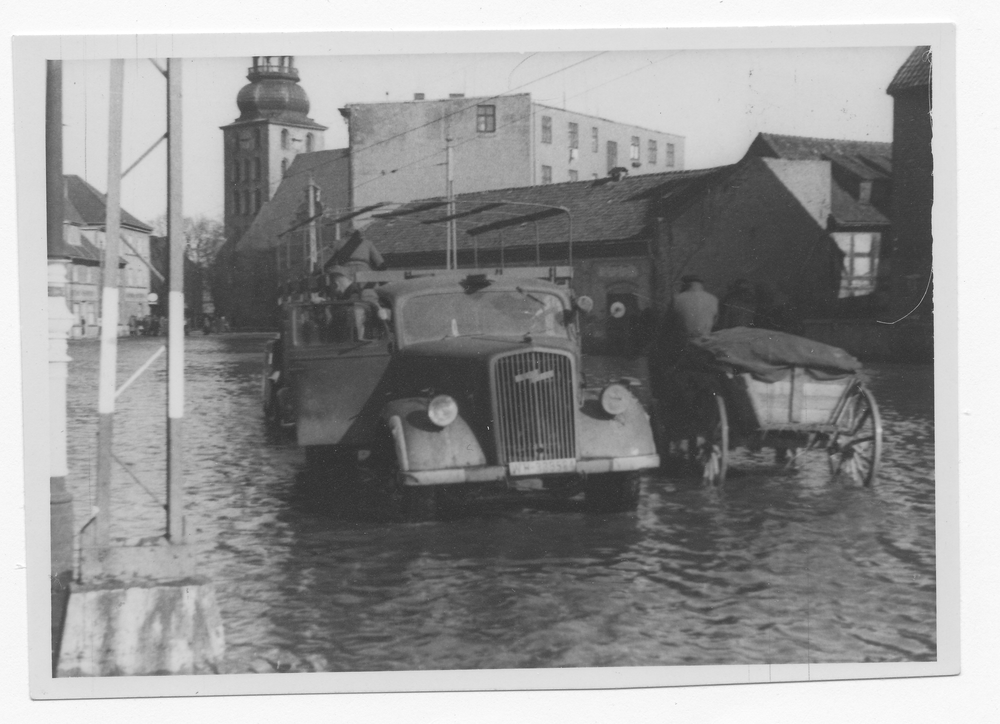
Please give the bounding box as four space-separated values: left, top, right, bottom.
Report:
64 334 936 672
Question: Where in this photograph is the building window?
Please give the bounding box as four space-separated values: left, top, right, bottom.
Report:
281 128 290 150
541 116 552 144
254 127 261 149
243 159 251 181
541 165 552 184
606 140 618 172
242 190 250 215
666 143 675 167
233 160 241 182
254 189 262 212
568 122 579 149
630 136 640 163
476 105 496 133
281 158 288 176
648 140 657 165
253 157 261 180
591 127 599 152
834 232 881 297
569 170 578 182
306 133 314 153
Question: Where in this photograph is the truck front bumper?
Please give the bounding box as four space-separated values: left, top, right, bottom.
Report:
400 454 660 486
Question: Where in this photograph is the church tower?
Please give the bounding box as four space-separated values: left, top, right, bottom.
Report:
221 56 327 245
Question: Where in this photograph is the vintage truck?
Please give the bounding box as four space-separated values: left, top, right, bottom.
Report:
262 266 659 518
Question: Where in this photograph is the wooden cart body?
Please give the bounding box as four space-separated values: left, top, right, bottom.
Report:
660 364 881 487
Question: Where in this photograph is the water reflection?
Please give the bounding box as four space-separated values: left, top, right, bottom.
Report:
64 335 936 672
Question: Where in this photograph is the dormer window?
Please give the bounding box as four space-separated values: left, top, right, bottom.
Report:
859 180 873 205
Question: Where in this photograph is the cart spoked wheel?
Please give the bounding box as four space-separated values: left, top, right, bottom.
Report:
693 392 729 486
828 384 883 487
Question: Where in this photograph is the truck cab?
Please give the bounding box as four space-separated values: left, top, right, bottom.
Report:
263 267 659 516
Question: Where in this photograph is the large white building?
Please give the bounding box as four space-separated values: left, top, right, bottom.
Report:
340 93 685 209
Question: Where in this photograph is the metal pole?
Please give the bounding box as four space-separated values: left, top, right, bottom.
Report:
307 174 317 275
47 59 76 672
94 59 125 549
446 138 454 269
166 58 185 542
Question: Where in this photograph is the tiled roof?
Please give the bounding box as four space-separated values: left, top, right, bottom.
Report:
830 181 890 228
64 174 152 232
750 133 891 166
887 46 932 95
361 167 729 257
239 149 350 251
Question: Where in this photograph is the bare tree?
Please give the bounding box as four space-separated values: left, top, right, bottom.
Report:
149 214 226 268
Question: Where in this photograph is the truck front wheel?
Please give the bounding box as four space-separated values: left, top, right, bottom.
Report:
585 473 641 513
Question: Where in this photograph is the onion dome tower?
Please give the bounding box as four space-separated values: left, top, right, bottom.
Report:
221 56 327 245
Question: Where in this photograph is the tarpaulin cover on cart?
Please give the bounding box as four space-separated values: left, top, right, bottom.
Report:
686 327 862 383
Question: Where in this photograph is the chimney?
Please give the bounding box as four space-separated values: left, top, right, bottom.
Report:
414 93 425 101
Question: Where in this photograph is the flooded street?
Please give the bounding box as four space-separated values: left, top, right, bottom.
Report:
65 334 936 672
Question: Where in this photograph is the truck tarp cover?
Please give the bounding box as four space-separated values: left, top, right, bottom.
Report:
687 327 862 382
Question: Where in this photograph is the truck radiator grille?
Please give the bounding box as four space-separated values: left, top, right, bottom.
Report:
493 351 576 464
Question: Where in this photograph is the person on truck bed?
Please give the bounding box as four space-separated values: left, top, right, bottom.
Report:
323 230 387 297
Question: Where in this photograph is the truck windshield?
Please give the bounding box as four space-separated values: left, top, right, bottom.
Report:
400 290 568 344
291 303 383 347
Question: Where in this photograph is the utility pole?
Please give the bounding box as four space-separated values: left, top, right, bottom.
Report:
47 58 76 672
166 58 185 542
307 174 318 276
94 59 125 548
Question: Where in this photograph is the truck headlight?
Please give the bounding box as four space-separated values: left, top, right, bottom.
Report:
427 395 459 427
600 384 631 416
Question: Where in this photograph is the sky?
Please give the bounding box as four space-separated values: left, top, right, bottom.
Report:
60 46 916 227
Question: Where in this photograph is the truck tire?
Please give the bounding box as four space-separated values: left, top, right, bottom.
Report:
585 473 641 513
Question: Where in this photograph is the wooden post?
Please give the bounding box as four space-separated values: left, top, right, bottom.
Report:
94 59 125 549
47 58 77 673
166 58 185 542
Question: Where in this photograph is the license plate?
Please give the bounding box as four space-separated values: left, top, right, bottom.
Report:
509 458 577 476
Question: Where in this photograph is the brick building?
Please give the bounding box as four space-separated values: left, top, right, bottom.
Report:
214 147 350 328
358 152 844 353
746 133 893 309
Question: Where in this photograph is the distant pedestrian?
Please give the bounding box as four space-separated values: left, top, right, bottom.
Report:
718 278 757 329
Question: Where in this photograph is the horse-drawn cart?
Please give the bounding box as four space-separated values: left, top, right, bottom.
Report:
653 327 882 486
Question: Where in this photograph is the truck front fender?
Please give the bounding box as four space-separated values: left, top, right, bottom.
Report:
381 398 487 472
576 390 657 460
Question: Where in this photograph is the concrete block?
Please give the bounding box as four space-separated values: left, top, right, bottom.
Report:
56 576 224 677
